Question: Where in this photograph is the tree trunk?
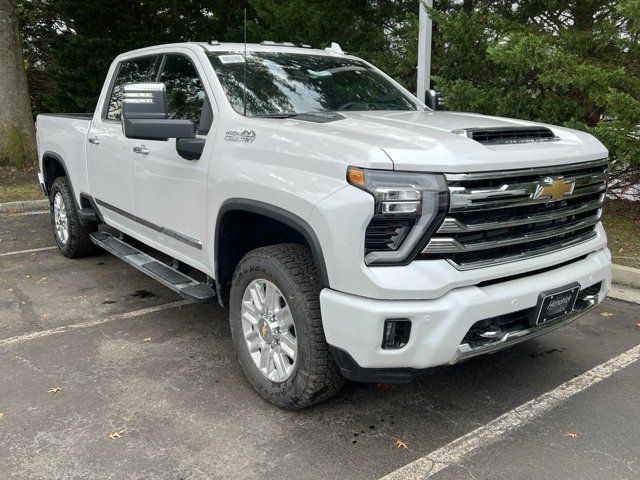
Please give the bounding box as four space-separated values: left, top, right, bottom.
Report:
0 0 37 168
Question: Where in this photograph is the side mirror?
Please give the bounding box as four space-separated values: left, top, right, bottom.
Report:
425 89 445 111
122 83 195 140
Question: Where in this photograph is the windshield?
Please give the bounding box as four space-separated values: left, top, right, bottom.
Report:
208 51 419 117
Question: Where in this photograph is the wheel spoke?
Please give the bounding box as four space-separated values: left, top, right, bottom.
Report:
259 344 272 373
250 284 265 313
265 282 278 310
276 305 294 330
272 350 289 377
242 306 260 326
244 331 261 353
280 332 297 361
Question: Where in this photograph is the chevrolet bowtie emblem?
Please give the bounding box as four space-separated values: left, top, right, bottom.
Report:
533 177 575 201
260 321 268 339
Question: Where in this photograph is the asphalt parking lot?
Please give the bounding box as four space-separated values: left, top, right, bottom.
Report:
1 211 639 480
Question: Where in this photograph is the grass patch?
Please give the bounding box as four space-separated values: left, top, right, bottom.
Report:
0 183 44 204
602 199 640 270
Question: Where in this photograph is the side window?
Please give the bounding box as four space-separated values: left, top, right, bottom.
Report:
106 56 159 121
159 54 212 134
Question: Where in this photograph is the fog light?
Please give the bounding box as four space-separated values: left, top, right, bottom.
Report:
382 319 411 349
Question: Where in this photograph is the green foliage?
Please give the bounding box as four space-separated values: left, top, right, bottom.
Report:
428 0 640 195
0 123 35 168
16 0 640 194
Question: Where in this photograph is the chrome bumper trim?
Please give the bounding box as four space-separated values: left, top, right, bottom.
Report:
451 294 598 364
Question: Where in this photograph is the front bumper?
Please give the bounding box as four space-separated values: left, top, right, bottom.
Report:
321 248 611 382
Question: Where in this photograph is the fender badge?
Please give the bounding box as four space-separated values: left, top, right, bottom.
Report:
225 129 256 143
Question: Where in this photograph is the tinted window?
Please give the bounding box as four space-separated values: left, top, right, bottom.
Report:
208 52 418 116
106 56 159 120
159 55 210 133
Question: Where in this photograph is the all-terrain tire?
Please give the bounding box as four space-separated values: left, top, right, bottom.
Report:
229 244 345 409
49 176 97 258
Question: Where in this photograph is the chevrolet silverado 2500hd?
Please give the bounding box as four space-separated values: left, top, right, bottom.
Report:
36 42 611 409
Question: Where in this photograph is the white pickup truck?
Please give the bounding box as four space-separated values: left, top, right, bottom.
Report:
36 41 611 409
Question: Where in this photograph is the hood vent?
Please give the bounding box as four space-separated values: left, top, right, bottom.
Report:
457 127 558 145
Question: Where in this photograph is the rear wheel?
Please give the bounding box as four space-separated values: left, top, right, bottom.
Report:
49 177 97 258
229 244 344 409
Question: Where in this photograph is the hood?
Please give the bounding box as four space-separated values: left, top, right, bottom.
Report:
286 110 608 173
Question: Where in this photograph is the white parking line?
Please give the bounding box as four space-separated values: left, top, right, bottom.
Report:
381 343 640 480
0 210 49 217
0 246 58 257
0 300 191 348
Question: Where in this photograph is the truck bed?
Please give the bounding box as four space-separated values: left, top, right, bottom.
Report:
38 113 94 121
36 113 93 204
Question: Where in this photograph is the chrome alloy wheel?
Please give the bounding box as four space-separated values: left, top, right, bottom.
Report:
241 279 297 382
53 192 69 246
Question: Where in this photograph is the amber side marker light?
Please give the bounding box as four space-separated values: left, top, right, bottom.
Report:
347 167 365 188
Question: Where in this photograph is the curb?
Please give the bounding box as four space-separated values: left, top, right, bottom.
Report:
612 264 640 290
0 199 48 214
608 285 640 305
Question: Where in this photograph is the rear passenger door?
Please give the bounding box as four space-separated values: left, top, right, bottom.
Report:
131 52 214 269
87 55 159 227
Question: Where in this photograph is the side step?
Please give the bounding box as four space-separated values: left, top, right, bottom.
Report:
90 231 216 303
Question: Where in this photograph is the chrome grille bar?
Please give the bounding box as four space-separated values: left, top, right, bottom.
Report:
445 231 597 271
421 159 608 269
449 172 608 212
444 158 608 182
425 215 601 253
439 196 604 233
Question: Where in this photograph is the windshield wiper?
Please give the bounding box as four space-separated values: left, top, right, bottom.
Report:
252 111 346 123
252 113 300 119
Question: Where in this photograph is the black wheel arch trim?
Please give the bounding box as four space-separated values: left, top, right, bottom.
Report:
42 151 101 223
41 151 68 197
41 151 80 208
215 198 331 289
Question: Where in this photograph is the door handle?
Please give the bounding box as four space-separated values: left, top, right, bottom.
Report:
87 136 100 145
133 146 149 155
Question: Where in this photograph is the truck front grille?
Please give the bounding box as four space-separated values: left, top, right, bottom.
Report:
420 159 608 269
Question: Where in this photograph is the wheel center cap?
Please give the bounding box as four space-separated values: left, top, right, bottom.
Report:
258 315 279 343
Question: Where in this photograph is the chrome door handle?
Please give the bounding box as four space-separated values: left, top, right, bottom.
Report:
133 146 149 155
87 136 100 145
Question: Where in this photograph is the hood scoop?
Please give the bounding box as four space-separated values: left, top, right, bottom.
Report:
454 126 558 145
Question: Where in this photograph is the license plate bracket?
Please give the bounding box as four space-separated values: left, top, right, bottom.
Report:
529 282 581 326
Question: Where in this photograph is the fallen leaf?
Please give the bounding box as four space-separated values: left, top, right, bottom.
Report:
600 312 614 317
109 427 127 439
395 439 409 449
564 432 578 439
47 387 62 394
375 383 395 390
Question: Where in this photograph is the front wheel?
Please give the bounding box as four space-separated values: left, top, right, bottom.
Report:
229 244 344 409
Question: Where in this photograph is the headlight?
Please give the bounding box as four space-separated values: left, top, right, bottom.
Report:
347 167 449 265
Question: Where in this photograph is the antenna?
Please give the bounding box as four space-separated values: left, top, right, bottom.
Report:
243 8 248 116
